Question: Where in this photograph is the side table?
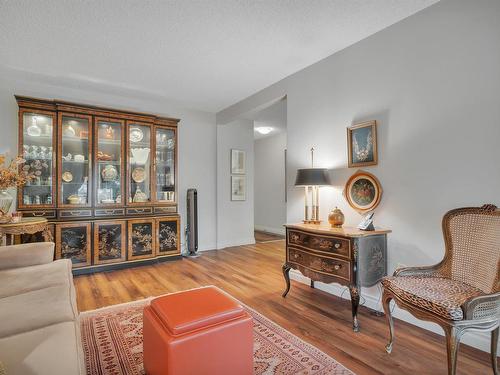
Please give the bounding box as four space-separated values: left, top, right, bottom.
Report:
0 217 53 246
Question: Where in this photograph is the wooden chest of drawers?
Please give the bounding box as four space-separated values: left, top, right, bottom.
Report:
283 224 391 332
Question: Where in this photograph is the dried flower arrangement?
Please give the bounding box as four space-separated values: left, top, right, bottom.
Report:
0 154 35 221
0 154 35 190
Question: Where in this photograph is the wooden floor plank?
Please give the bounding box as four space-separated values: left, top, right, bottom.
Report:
74 240 493 375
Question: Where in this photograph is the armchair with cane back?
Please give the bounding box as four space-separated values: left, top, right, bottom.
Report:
381 205 500 375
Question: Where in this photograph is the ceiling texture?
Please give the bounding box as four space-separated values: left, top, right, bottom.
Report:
0 0 439 113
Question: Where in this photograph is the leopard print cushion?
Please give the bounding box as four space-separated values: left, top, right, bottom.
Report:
382 276 483 320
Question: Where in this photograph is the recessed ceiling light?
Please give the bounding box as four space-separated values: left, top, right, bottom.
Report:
255 126 273 135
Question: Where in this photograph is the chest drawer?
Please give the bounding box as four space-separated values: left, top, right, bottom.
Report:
20 210 57 219
59 209 93 219
154 206 177 214
288 247 351 282
95 208 125 217
288 230 351 259
126 207 153 215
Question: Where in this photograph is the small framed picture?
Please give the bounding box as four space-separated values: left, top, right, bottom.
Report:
347 120 378 167
231 175 246 201
231 149 246 174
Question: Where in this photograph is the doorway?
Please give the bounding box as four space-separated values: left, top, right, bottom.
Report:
252 98 287 242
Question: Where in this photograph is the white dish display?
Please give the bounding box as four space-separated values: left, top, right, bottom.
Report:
131 147 150 165
129 127 144 143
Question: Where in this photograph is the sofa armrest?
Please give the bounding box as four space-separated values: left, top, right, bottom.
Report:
0 242 55 270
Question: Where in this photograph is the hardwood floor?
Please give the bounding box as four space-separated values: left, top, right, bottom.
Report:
254 230 285 243
74 241 493 375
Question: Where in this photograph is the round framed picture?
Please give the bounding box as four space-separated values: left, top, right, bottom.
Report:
344 170 382 213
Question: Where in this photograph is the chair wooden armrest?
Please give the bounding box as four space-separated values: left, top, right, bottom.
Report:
463 292 500 321
393 263 443 277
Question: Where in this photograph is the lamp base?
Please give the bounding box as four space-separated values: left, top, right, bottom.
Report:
303 219 322 225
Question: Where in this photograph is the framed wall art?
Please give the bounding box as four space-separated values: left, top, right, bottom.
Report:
231 175 246 201
344 170 382 213
231 149 246 174
347 120 378 167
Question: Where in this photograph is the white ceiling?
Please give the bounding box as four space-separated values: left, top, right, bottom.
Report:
0 0 439 113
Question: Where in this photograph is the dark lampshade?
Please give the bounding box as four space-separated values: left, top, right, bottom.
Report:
294 168 331 187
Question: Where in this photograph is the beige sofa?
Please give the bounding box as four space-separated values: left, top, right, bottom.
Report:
0 242 84 375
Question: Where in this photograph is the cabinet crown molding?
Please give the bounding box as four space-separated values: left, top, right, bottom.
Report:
15 95 180 126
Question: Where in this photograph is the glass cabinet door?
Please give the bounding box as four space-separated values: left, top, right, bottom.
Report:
154 126 176 203
19 111 56 208
95 118 124 206
58 114 92 207
127 123 152 204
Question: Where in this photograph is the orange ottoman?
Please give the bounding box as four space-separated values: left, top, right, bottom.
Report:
143 286 253 375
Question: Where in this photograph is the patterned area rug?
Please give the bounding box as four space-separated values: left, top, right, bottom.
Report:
80 296 354 375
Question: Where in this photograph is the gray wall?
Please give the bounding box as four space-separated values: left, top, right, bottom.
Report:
254 132 287 234
0 68 218 252
216 120 255 248
217 0 500 352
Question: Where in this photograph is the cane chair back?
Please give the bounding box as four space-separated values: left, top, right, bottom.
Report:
441 206 500 294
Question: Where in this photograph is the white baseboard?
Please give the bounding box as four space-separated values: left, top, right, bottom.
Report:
197 243 217 252
289 270 496 354
216 237 256 249
254 225 286 236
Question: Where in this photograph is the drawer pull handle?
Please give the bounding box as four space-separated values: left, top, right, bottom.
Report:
70 211 81 216
105 210 115 214
135 209 145 213
334 264 341 271
32 212 46 217
334 243 341 249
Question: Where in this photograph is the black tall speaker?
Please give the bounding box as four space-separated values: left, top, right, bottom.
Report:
186 188 198 256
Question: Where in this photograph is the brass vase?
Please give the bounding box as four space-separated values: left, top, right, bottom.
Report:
328 207 345 228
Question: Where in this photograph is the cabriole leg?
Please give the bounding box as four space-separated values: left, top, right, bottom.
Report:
492 326 499 375
444 326 463 375
349 285 361 332
382 291 394 354
281 264 291 297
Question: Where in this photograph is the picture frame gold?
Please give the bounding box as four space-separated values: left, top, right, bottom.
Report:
347 120 378 168
344 170 382 213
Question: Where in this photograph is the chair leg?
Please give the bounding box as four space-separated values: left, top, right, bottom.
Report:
444 326 463 375
492 327 499 375
382 291 394 354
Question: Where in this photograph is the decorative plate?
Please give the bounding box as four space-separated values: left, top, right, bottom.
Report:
62 171 73 183
167 138 175 149
101 165 118 182
26 124 42 137
344 170 382 213
132 167 146 183
129 127 144 143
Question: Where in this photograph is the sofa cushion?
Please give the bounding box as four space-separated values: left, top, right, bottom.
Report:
0 322 82 375
0 285 78 337
0 259 72 298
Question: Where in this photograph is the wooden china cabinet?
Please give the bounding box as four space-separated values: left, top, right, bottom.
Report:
16 96 181 274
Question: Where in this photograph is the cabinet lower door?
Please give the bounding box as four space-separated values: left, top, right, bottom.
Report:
156 217 180 256
94 221 126 265
56 222 92 268
128 219 155 260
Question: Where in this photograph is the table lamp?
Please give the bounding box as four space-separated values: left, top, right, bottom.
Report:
294 148 331 224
